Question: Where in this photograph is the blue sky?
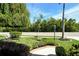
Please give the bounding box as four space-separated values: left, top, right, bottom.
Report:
27 3 79 22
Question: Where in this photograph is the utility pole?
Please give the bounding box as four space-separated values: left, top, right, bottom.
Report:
62 3 65 39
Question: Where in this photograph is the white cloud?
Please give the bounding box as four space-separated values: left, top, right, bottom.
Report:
53 5 79 21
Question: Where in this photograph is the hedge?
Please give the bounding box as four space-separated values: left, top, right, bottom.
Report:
55 46 66 56
10 31 22 40
0 40 30 56
55 44 79 56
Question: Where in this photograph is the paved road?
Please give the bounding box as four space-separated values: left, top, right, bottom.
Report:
30 46 56 56
0 32 79 40
22 32 79 36
22 32 79 40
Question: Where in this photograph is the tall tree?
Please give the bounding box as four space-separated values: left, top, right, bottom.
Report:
0 3 30 32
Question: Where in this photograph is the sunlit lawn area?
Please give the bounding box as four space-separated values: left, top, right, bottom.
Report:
0 35 6 39
0 35 79 55
11 36 79 51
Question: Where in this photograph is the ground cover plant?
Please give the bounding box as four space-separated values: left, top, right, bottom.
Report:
11 37 55 50
10 31 22 40
55 39 79 56
0 35 79 56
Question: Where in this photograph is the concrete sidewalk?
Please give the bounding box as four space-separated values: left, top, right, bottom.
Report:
30 46 56 56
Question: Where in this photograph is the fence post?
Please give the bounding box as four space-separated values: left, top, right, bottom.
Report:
54 25 56 44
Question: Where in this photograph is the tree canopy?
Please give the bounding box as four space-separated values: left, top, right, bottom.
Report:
30 16 79 32
0 3 79 32
0 3 30 32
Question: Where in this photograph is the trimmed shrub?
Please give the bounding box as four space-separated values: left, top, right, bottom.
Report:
68 44 79 56
0 41 30 56
55 46 66 56
10 31 22 40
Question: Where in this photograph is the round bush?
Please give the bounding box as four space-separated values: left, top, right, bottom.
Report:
68 44 79 56
10 31 22 39
55 46 66 56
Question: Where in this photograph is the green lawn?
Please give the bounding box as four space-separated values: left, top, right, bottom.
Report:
12 37 39 50
0 35 6 39
0 35 79 56
0 35 79 52
11 36 79 51
55 39 79 52
11 37 55 50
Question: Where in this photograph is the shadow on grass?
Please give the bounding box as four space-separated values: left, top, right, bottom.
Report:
59 37 72 41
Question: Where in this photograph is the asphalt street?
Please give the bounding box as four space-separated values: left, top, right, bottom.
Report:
0 32 79 40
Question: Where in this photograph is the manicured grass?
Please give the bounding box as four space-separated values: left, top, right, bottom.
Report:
0 35 79 56
11 36 79 51
12 37 56 50
1 35 79 53
55 39 79 55
12 37 39 50
0 35 6 39
55 39 79 52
